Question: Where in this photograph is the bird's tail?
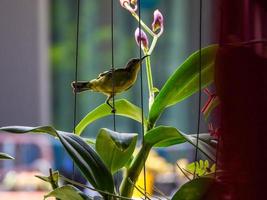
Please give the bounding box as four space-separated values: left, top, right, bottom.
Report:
71 81 92 93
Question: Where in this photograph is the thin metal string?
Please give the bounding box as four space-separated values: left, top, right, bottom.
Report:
193 0 202 179
110 0 120 194
138 0 147 198
72 0 80 180
111 0 116 131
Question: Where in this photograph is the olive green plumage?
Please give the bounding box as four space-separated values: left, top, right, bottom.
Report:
71 55 148 112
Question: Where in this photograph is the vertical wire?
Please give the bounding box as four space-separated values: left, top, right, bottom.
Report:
111 0 116 132
138 0 147 198
72 0 80 180
193 0 202 179
110 0 120 194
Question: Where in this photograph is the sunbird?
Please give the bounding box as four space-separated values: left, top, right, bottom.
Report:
71 55 148 112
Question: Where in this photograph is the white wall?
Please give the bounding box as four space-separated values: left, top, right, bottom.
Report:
0 0 50 126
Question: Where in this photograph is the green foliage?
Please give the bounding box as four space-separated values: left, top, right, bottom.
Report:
0 152 14 160
182 134 216 161
0 43 219 199
75 99 147 135
44 185 92 200
144 126 216 161
148 45 218 126
0 126 57 137
144 126 187 147
35 170 59 189
36 171 59 183
171 177 214 200
186 160 216 176
0 126 115 197
96 128 137 173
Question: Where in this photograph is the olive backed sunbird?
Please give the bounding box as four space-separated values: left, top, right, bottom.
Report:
71 55 148 112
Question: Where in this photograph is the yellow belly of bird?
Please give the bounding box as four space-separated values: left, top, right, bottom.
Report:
90 74 136 95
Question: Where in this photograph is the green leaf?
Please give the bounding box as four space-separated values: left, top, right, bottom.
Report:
35 171 59 188
144 126 216 161
144 126 187 147
171 177 214 200
55 131 115 195
0 126 57 137
96 128 137 174
0 126 115 196
180 134 216 162
190 133 218 148
148 45 218 126
75 99 147 135
0 152 14 160
186 160 216 176
83 137 96 145
152 87 159 93
44 185 92 200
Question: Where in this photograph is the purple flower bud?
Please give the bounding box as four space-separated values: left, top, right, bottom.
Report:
135 28 149 50
152 9 164 33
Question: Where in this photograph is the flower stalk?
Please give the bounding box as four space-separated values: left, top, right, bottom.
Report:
131 12 157 37
145 55 154 109
120 144 152 197
120 2 165 197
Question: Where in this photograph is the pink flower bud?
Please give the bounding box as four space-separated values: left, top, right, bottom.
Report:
135 28 149 50
152 9 164 33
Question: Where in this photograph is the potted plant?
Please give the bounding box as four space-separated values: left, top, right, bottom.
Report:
0 1 219 199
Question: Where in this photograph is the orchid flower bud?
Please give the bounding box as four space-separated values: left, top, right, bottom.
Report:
119 0 137 13
152 9 164 35
135 28 149 50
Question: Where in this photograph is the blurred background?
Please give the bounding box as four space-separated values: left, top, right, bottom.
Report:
0 0 218 199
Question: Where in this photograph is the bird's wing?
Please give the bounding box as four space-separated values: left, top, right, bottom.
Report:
97 70 112 79
97 68 125 79
114 68 126 73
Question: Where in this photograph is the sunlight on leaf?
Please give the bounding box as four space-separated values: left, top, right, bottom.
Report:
96 128 137 174
44 185 92 200
149 45 218 126
144 126 186 147
186 160 216 176
75 99 147 135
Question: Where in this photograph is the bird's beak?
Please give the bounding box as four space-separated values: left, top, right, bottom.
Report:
140 55 150 61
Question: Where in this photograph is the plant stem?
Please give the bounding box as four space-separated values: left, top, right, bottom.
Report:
132 12 156 37
119 8 161 198
148 36 158 55
49 168 60 200
145 56 154 110
120 144 152 197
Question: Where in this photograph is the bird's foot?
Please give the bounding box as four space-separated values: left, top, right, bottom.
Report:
111 108 116 114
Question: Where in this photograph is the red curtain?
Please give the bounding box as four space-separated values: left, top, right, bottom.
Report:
214 0 267 199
